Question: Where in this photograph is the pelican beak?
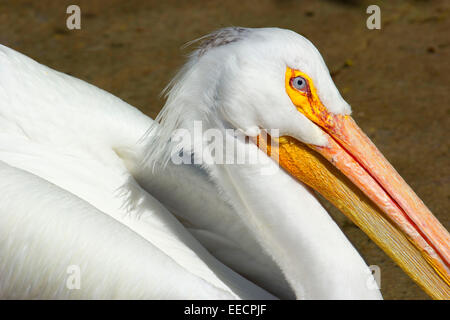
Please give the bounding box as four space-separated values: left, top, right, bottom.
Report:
256 68 450 299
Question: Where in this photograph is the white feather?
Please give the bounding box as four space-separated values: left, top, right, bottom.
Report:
0 27 382 299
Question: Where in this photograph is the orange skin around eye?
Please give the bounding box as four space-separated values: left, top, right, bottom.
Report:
285 67 342 135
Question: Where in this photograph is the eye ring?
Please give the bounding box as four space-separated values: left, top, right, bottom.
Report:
291 76 308 92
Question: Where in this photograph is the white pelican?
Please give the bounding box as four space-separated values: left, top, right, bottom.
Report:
0 27 448 300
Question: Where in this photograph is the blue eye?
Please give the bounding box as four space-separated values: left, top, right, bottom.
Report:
291 76 307 92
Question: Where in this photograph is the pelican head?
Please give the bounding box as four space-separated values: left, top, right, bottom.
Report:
148 27 449 298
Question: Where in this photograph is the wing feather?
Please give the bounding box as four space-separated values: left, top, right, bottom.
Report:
0 45 275 299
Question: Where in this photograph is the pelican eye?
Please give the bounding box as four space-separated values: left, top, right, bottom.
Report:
291 76 308 92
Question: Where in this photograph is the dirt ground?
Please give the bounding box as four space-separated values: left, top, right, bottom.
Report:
1 0 448 299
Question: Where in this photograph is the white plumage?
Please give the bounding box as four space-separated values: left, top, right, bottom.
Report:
0 27 383 299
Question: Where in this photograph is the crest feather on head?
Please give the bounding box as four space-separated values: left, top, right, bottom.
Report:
189 27 249 57
142 27 250 169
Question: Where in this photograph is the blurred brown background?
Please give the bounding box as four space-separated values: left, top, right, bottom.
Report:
1 0 448 299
